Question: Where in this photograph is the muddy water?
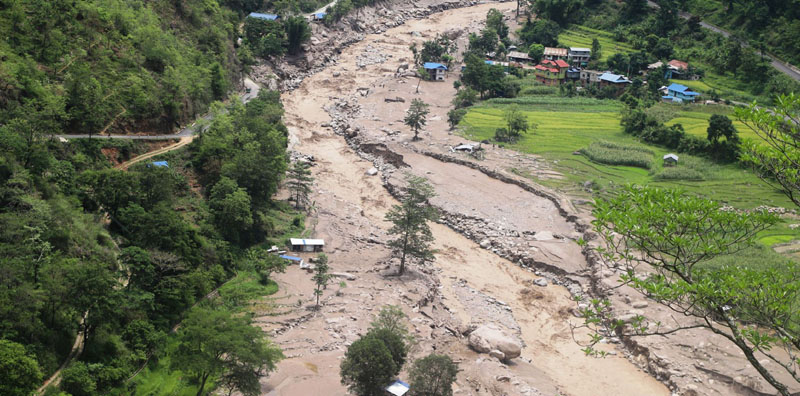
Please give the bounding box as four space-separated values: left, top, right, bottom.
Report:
273 2 670 395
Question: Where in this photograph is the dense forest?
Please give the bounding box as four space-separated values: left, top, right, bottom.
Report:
682 0 800 65
0 87 291 395
0 0 310 394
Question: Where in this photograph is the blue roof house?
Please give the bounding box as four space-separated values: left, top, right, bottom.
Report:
248 12 280 21
598 72 631 85
664 83 700 103
423 62 448 81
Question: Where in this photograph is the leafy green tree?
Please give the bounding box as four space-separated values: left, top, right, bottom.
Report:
286 160 313 210
364 328 408 369
0 340 42 396
404 99 430 141
461 54 489 97
61 362 96 396
284 16 311 55
313 253 331 308
706 114 740 161
486 9 508 40
340 335 398 396
409 354 458 396
496 106 532 143
532 0 583 26
590 38 601 61
447 108 467 130
370 305 411 340
518 19 560 47
245 249 287 285
172 306 283 396
737 93 800 206
244 18 287 57
527 43 544 62
209 177 253 244
419 36 455 64
452 88 479 109
578 185 800 396
384 175 438 275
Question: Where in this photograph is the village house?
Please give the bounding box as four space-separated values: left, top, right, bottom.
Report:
543 47 568 61
507 51 533 64
663 153 679 166
423 62 448 81
579 69 603 85
247 12 280 20
566 66 581 81
290 238 325 252
663 82 700 103
534 59 569 86
598 72 631 86
568 47 591 66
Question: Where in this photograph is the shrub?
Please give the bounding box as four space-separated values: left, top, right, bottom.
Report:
653 167 705 180
580 141 654 169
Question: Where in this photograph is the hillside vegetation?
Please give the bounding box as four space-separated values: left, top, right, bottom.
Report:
0 0 244 136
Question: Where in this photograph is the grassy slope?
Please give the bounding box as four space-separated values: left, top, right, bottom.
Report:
558 25 636 62
459 99 791 207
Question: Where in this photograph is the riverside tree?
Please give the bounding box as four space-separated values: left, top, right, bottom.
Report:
495 106 532 143
577 185 800 395
313 253 331 308
409 354 458 396
340 327 408 396
286 160 313 210
404 99 430 141
385 175 438 275
284 16 311 55
172 306 283 396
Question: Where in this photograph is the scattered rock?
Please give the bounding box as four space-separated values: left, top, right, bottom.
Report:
489 349 506 361
631 301 649 309
366 167 379 176
332 71 341 77
330 272 357 281
480 239 491 249
533 231 554 241
468 324 522 360
533 278 548 287
384 96 406 103
495 374 511 382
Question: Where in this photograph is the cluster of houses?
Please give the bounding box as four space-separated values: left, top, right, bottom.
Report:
420 43 702 103
247 11 327 22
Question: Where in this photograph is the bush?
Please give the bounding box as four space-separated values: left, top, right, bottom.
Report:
653 166 705 180
580 141 654 169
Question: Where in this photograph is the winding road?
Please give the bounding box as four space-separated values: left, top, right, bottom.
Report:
647 1 800 82
56 78 261 140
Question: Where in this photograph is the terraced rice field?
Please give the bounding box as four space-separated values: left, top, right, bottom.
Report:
458 98 793 210
557 26 636 62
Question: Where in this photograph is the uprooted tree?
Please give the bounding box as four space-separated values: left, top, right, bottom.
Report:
385 175 438 275
576 185 799 395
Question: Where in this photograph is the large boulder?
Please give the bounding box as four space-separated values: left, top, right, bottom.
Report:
468 324 522 360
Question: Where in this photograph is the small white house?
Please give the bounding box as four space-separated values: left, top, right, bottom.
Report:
663 153 679 166
423 62 448 81
289 238 325 252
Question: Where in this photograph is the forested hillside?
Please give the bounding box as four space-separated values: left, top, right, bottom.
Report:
0 1 308 394
682 0 800 65
0 0 244 136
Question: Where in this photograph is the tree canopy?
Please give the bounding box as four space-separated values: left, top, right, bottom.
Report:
385 175 438 275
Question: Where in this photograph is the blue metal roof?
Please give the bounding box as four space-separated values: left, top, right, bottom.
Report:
152 161 169 168
279 255 303 261
315 12 327 18
667 83 689 93
423 62 447 70
599 72 631 83
484 60 494 65
248 12 279 20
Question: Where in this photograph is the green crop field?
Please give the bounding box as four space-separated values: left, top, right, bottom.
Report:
558 25 636 62
458 99 794 210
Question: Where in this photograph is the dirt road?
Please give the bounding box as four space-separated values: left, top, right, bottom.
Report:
259 3 669 395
